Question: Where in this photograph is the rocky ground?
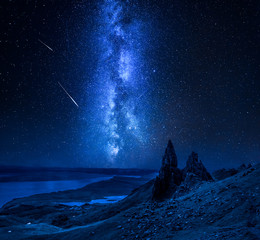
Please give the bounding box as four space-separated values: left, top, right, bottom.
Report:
0 164 258 240
0 143 259 240
119 165 259 240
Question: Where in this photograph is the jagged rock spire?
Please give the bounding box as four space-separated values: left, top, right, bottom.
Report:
153 140 182 199
183 152 213 181
162 140 177 168
153 141 213 200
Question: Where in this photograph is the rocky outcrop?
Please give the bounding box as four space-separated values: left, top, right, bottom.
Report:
161 139 177 168
153 141 213 199
212 163 252 180
182 152 213 181
153 140 182 199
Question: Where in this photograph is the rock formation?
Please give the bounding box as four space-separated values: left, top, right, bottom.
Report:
182 151 213 181
212 163 252 180
153 140 182 199
161 139 177 168
153 140 213 199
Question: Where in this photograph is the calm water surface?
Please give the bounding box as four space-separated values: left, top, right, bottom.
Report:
0 174 112 207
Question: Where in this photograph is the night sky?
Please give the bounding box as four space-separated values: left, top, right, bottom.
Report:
1 0 259 170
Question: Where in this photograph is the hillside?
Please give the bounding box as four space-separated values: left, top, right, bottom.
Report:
0 163 259 239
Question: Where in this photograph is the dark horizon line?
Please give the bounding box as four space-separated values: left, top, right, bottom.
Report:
0 165 158 172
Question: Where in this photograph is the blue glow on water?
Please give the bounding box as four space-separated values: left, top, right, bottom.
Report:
88 195 127 204
0 176 112 207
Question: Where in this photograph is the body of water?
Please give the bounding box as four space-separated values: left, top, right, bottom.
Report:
60 195 128 206
0 175 112 207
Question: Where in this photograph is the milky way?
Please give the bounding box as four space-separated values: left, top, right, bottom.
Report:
1 0 258 169
90 0 150 164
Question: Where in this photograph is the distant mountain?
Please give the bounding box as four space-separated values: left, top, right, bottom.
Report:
0 166 156 175
0 166 157 182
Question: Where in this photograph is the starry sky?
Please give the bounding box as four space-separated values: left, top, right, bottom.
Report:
0 0 259 170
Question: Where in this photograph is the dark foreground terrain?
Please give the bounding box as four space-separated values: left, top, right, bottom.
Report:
0 164 259 240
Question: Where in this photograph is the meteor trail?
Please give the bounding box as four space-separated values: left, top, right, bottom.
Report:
58 81 79 108
38 39 54 52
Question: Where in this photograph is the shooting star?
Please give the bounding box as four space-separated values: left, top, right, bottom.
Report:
58 81 79 108
38 39 53 52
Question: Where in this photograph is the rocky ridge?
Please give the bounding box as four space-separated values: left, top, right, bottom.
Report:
212 163 253 180
0 141 259 240
153 140 213 199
